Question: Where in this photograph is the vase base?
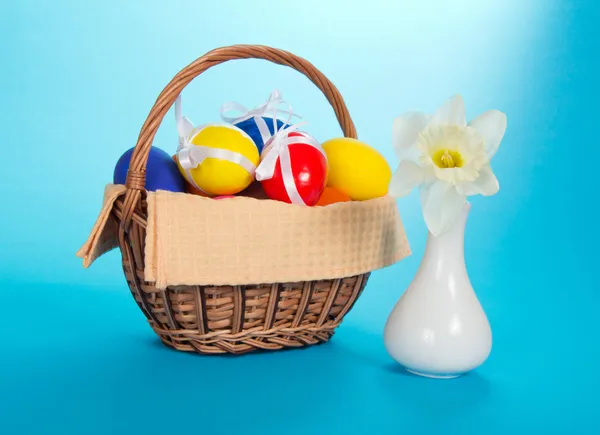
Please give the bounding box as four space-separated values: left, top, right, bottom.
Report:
405 368 462 379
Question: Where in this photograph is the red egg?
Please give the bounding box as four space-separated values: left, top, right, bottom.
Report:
260 132 328 206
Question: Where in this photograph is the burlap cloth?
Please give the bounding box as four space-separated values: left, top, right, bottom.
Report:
77 184 411 289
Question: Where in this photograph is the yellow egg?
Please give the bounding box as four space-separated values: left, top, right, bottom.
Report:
322 137 392 201
176 124 260 196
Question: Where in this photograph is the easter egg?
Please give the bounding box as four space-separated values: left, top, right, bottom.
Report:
185 183 210 196
176 124 260 197
234 117 288 154
172 154 209 197
322 137 392 201
259 131 327 206
114 146 186 192
315 186 352 206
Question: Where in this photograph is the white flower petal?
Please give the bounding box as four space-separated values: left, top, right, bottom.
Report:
429 95 466 127
393 111 430 150
397 144 423 162
420 181 467 236
456 165 499 196
468 110 507 159
389 160 424 197
432 166 462 185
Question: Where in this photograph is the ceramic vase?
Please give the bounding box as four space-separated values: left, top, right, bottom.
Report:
384 202 492 379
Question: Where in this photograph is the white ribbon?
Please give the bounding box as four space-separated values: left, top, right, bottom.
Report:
256 122 326 206
174 95 257 195
220 89 301 146
175 95 194 148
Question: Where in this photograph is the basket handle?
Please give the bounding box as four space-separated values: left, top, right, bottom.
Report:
118 44 357 234
124 44 357 191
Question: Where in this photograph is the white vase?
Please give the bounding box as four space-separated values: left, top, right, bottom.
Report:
384 202 492 379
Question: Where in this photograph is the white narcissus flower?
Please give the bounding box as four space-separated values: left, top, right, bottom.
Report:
390 95 506 236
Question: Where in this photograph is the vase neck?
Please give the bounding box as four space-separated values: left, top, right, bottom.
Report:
424 202 470 258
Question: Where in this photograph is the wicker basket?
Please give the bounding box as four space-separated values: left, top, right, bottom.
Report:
115 45 373 355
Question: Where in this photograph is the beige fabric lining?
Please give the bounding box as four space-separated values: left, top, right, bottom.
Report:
77 184 411 289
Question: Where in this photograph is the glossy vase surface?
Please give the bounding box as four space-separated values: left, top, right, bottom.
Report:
384 202 492 379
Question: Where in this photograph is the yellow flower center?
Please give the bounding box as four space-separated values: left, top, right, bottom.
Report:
432 149 463 168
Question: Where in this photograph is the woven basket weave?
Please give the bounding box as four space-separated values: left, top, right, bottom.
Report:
117 44 370 354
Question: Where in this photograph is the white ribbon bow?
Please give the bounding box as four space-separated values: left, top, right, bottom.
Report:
256 121 326 206
220 89 301 146
174 95 257 195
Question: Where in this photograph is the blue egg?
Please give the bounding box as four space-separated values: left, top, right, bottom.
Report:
234 116 288 153
113 146 186 193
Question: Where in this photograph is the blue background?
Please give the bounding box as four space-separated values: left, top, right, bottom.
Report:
1 0 598 433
